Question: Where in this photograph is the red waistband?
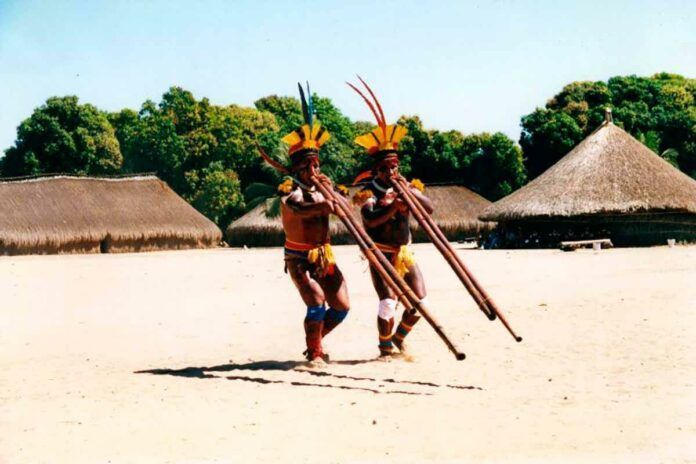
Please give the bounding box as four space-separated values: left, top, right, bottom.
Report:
375 243 401 254
285 239 330 251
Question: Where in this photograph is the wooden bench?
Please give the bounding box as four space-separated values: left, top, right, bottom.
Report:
560 238 613 251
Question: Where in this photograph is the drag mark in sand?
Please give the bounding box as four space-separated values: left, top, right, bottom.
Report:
226 375 284 385
225 375 431 395
223 374 383 392
303 371 482 391
446 384 483 390
136 359 483 394
385 378 484 391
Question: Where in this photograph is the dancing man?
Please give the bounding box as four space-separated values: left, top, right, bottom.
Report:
349 77 433 359
259 83 350 367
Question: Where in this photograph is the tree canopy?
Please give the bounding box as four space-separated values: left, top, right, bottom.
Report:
108 87 279 227
2 96 122 177
521 73 696 179
397 116 527 200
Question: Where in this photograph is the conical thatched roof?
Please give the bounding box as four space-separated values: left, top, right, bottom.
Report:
420 185 494 233
227 184 495 247
0 175 222 255
481 112 696 221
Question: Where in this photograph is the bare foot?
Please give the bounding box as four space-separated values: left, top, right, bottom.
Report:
302 350 330 361
306 357 328 368
392 340 416 362
297 356 329 370
377 351 398 362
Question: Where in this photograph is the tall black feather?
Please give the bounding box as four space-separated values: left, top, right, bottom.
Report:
297 82 310 126
306 81 314 128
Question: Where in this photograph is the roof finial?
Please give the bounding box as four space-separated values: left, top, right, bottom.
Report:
605 107 613 124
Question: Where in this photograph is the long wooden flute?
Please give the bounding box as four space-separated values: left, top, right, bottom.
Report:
391 176 522 343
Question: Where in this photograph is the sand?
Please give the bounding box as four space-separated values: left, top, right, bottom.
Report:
1 244 695 463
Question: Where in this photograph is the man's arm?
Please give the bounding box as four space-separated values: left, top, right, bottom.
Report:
361 195 405 228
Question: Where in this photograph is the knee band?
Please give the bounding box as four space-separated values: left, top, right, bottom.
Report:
377 299 397 320
325 307 349 323
306 304 326 321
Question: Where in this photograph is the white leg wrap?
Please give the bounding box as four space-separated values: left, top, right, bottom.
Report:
377 298 397 320
420 296 429 307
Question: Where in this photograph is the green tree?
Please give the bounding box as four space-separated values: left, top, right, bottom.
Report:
3 96 122 176
189 162 245 227
109 87 281 227
107 108 139 170
520 110 584 179
458 132 527 200
397 115 431 177
243 177 283 218
208 104 280 185
521 74 696 179
383 116 528 200
312 95 360 182
115 99 188 191
254 95 303 135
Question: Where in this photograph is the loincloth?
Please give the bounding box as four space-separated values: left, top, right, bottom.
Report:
284 240 336 278
375 243 415 277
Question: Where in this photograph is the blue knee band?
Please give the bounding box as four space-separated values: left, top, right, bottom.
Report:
325 307 349 323
306 304 326 321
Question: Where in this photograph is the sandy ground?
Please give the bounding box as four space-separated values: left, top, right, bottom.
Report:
1 244 695 463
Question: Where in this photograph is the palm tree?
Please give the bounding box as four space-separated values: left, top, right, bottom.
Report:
243 148 289 218
244 180 282 218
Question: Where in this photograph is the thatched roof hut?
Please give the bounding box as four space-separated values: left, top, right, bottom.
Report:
226 184 495 247
0 175 222 255
480 109 696 247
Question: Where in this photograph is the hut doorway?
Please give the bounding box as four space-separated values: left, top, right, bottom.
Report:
100 234 111 253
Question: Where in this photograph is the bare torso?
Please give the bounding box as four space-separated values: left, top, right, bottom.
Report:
361 181 412 246
281 186 330 244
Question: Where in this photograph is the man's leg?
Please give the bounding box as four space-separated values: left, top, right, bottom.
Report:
369 264 396 357
286 259 327 361
317 265 350 338
392 262 426 353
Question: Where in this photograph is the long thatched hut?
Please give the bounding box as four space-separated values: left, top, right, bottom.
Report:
0 175 222 255
226 184 495 247
480 109 696 247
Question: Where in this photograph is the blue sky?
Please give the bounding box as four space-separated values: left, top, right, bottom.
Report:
1 0 694 153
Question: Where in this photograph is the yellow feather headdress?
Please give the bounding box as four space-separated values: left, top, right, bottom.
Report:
347 76 407 156
281 82 330 157
281 123 330 156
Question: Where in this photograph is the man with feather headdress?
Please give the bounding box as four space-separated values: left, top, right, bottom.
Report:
348 77 434 359
258 83 350 367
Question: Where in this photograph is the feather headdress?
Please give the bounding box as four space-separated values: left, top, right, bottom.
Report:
347 76 407 157
281 82 330 157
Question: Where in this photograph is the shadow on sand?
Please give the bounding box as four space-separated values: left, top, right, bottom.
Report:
135 359 482 395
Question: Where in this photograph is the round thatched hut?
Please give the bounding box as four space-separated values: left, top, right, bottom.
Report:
0 175 222 255
226 184 495 247
480 110 696 247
